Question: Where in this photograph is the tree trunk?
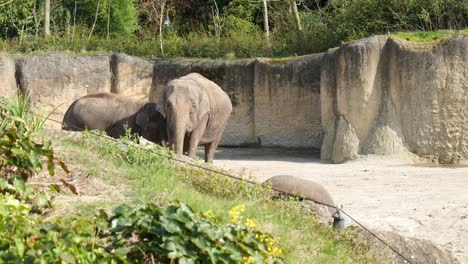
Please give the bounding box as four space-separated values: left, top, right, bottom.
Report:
262 0 271 52
88 0 101 40
107 1 111 39
159 0 166 57
289 0 304 54
44 0 50 38
72 1 77 40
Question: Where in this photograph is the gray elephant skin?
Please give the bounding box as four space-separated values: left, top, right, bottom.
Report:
159 73 232 162
62 93 167 144
262 175 345 231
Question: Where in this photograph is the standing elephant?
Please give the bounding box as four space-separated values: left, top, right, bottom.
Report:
159 73 232 162
62 93 167 145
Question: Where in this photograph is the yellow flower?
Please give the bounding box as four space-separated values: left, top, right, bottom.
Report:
242 256 255 264
228 204 246 223
245 218 257 228
203 210 214 219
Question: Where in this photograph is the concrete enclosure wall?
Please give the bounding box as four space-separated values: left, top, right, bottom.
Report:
0 35 466 163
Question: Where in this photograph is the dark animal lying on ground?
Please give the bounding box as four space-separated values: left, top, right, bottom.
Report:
62 93 167 145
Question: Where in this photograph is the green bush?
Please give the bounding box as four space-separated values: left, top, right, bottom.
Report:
0 94 59 182
108 202 284 263
327 0 467 41
63 0 139 36
0 194 116 263
0 193 285 263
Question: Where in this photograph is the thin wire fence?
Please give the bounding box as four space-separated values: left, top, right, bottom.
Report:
28 112 414 264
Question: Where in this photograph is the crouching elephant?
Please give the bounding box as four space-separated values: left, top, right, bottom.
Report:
62 93 167 145
160 73 232 162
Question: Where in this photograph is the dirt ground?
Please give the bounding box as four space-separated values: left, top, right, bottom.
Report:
211 147 468 263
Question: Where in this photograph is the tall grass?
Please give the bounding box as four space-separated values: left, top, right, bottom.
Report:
0 92 49 136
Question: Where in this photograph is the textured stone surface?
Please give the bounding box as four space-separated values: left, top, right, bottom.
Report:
254 55 323 148
149 59 257 146
111 53 153 102
0 57 17 97
350 226 459 264
321 36 468 163
16 54 111 128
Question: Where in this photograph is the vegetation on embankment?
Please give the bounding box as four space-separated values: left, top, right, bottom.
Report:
0 94 378 262
54 130 377 263
0 0 465 59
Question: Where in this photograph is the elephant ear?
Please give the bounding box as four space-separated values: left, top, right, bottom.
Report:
136 108 149 127
198 90 210 119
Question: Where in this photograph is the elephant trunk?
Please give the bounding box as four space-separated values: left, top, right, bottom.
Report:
168 111 187 155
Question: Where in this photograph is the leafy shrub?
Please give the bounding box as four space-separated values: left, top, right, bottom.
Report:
0 191 284 263
0 94 63 182
107 202 284 263
0 194 115 263
63 0 139 36
327 0 467 41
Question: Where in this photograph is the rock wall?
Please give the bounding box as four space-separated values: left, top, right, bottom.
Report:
254 56 322 147
110 53 153 102
16 54 112 128
0 53 323 148
1 35 466 159
0 57 17 96
321 35 468 163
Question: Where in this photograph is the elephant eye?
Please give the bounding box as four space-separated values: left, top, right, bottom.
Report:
191 103 196 110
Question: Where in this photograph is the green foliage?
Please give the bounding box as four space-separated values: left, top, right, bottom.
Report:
327 0 467 41
223 0 262 26
392 29 465 42
0 191 284 263
0 194 116 263
64 0 139 36
0 0 36 38
0 94 59 182
108 202 284 263
0 0 466 57
0 178 52 212
108 0 139 35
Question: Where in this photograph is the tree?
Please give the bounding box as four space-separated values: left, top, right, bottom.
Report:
289 0 304 54
64 0 138 37
44 0 50 37
262 0 270 49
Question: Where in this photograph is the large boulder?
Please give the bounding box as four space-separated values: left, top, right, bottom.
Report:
349 226 459 264
16 54 111 128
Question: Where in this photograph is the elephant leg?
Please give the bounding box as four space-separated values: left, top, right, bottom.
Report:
187 116 209 159
183 135 190 155
205 121 227 163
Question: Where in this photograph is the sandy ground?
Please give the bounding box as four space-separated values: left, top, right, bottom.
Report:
211 147 468 263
